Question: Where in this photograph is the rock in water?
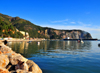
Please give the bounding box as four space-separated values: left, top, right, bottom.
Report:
9 53 28 65
0 41 42 73
26 60 42 73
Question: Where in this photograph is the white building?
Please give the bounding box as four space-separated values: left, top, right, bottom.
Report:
20 31 29 38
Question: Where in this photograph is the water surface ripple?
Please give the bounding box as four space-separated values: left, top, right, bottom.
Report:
8 41 100 73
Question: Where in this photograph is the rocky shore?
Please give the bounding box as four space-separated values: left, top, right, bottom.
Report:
0 41 42 73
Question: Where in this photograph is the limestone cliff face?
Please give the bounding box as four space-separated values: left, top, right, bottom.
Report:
44 28 92 39
0 13 92 39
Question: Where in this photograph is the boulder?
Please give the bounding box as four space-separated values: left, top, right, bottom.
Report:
16 69 28 73
0 67 10 73
0 41 4 46
0 54 9 68
0 41 42 73
9 53 28 65
26 60 42 73
15 60 28 71
0 44 12 54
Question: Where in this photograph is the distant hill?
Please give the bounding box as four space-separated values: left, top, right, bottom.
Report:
0 14 23 38
0 13 92 39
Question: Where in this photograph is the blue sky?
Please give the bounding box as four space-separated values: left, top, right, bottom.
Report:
0 0 100 39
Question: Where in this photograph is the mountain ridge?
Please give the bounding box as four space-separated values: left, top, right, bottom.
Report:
0 13 92 39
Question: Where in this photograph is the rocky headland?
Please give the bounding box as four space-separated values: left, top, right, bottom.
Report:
0 41 42 73
0 13 92 39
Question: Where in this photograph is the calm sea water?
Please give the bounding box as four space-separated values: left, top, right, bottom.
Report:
7 40 100 73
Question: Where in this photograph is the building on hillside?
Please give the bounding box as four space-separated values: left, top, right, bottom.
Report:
20 31 29 38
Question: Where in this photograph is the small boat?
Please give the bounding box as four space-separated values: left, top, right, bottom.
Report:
81 39 84 43
37 42 40 45
77 40 80 43
77 39 84 43
27 41 32 43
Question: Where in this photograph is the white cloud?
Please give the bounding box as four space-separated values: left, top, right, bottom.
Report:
38 23 100 31
70 22 76 24
50 19 68 23
38 24 100 39
78 21 91 26
63 23 67 24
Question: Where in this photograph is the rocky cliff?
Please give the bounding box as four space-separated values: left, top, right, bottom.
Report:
0 13 92 39
44 28 92 39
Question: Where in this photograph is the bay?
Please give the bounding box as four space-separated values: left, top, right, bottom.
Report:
7 41 100 73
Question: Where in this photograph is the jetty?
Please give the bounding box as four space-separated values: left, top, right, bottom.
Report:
63 38 98 41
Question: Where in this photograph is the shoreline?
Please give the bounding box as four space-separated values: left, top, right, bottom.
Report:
0 38 99 42
0 39 45 42
0 41 42 73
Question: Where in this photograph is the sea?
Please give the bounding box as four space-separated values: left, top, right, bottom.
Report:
7 40 100 73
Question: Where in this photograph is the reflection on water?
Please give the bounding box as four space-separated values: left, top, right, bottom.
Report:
7 41 100 73
7 41 92 58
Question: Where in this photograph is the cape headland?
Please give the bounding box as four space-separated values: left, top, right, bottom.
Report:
0 13 92 40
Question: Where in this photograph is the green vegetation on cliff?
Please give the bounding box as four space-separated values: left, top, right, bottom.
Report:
0 13 92 39
0 16 23 38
